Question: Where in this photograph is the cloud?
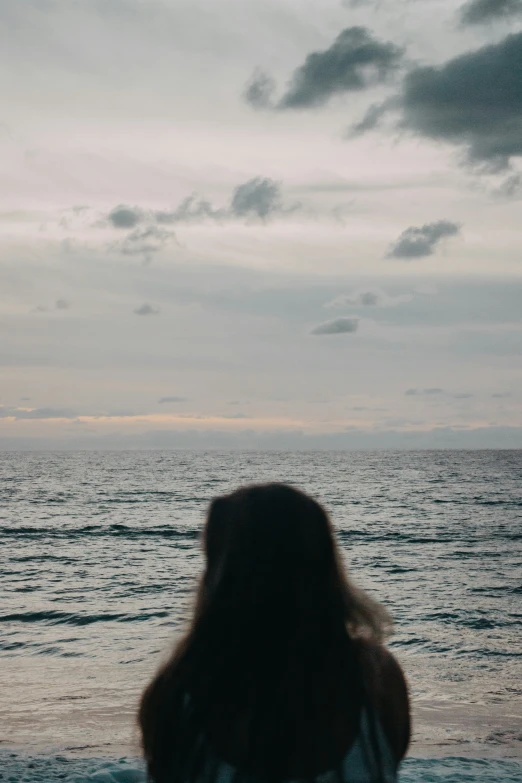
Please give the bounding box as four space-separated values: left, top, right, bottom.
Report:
112 225 177 264
405 388 444 396
230 177 283 219
460 0 522 26
0 405 78 419
55 299 70 310
326 289 412 308
352 32 522 169
401 33 522 169
108 205 143 229
311 316 359 335
133 303 160 316
158 396 188 403
349 97 399 136
243 69 276 109
387 220 461 259
494 173 522 198
103 178 292 233
405 389 475 399
154 195 224 224
492 392 512 398
277 27 403 110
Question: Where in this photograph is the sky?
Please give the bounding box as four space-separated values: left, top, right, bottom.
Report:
1 0 522 449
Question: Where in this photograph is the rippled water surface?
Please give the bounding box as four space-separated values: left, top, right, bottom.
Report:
1 450 521 763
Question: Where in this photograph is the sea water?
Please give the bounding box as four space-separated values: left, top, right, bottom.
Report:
1 450 521 782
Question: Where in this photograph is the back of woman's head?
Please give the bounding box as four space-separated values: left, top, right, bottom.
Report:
139 484 390 783
200 484 347 646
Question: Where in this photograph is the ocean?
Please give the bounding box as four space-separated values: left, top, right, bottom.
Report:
1 450 521 782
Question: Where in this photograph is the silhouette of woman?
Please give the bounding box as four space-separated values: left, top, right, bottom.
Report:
139 484 410 783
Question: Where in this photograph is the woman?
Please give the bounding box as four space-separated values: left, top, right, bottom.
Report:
139 484 410 783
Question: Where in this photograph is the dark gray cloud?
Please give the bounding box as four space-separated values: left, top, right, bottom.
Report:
311 316 359 335
277 27 403 110
158 396 188 403
405 388 444 396
460 0 522 26
230 177 283 219
134 303 160 316
243 69 276 109
388 220 461 259
353 32 522 169
492 392 512 398
401 33 522 169
108 205 143 229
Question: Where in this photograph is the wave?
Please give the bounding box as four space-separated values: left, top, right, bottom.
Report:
0 523 200 540
0 608 171 626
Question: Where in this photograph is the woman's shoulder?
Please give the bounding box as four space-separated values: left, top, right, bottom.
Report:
355 639 411 763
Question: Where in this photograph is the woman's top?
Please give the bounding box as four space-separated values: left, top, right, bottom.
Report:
203 708 397 783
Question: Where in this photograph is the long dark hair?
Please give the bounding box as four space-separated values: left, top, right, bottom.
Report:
139 484 391 783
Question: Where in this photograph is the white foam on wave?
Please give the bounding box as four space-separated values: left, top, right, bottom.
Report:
2 754 522 783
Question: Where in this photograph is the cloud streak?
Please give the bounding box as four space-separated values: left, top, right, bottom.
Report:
311 317 359 335
0 406 79 419
405 389 475 399
325 289 412 308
